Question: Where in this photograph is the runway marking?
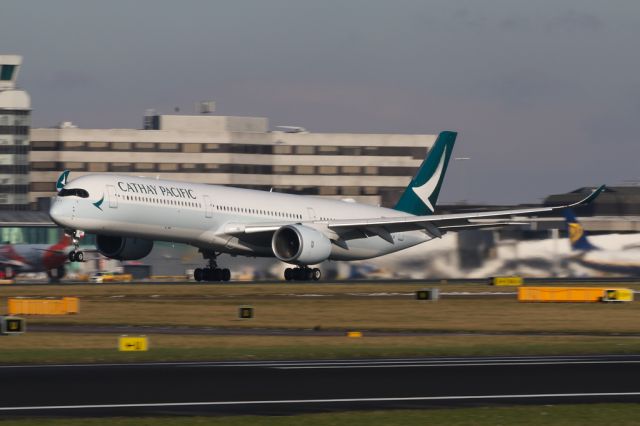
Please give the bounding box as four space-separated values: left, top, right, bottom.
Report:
275 360 640 369
2 392 640 412
1 355 640 370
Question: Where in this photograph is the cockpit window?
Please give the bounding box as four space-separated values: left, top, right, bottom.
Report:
58 188 89 198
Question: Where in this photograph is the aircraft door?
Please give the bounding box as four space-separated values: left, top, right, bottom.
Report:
306 207 317 220
203 195 213 218
107 185 118 208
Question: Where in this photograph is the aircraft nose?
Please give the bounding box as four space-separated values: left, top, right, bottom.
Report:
49 199 68 226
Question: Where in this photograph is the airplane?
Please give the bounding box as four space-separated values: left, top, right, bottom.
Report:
0 233 72 282
564 209 640 275
48 131 605 282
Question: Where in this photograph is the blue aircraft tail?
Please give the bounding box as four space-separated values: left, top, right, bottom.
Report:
563 209 598 251
394 131 457 215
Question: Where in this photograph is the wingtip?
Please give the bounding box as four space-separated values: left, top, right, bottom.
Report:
581 184 606 205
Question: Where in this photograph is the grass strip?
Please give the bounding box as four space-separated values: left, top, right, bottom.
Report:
2 333 640 364
2 404 640 425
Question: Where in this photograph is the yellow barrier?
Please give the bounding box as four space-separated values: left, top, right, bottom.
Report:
492 276 523 286
118 336 148 351
150 275 189 281
102 273 133 283
518 287 633 303
347 331 363 338
7 297 80 315
602 288 634 302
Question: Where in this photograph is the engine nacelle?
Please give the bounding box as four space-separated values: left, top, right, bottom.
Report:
96 235 153 260
272 224 332 265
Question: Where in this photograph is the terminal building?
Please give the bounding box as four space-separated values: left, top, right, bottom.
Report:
30 112 435 210
0 55 30 210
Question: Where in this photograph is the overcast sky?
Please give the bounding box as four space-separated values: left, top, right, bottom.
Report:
3 0 639 204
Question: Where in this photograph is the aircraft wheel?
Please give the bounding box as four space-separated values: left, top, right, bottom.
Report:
203 268 212 281
194 268 203 282
304 268 313 281
293 268 302 281
221 268 231 282
68 251 76 262
76 251 84 262
284 268 293 281
312 268 321 281
212 268 222 281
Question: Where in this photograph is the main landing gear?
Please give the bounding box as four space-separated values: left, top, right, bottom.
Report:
284 267 321 281
67 230 85 262
194 250 231 282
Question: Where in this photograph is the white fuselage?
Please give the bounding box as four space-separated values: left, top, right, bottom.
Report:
49 174 433 263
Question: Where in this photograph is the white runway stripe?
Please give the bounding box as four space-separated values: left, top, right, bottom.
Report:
2 392 640 412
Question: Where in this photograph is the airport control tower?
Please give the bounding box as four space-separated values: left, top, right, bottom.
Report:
0 55 30 210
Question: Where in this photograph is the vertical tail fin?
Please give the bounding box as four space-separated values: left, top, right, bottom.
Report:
394 131 457 215
56 170 70 192
564 209 598 251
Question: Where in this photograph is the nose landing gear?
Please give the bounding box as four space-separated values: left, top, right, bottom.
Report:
194 250 231 282
67 230 85 262
284 267 321 281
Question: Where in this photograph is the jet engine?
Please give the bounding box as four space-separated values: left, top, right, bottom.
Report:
271 224 332 265
96 235 153 260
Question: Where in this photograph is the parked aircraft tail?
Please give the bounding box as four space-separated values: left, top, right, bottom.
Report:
394 131 457 216
564 209 598 251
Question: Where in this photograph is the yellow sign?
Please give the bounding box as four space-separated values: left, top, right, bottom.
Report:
347 331 363 338
118 336 148 351
603 289 634 302
1 316 26 335
239 306 254 319
492 276 523 286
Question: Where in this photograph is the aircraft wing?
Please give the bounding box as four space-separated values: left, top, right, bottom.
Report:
234 185 604 240
0 256 27 267
325 185 604 237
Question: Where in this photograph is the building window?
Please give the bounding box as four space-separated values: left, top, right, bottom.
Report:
111 163 132 172
182 144 201 153
180 163 202 171
0 65 16 81
31 162 58 170
203 143 220 152
318 146 338 153
64 162 86 171
318 187 338 195
274 145 292 155
30 182 54 192
134 142 155 151
273 165 292 173
87 142 109 150
112 142 131 150
88 163 108 172
158 143 179 151
318 166 338 174
63 141 85 150
341 187 360 196
341 166 361 174
364 166 378 175
363 187 378 195
204 164 219 171
295 166 314 174
295 145 315 155
135 163 155 171
158 163 178 171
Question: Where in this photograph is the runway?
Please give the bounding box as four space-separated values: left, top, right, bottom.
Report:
2 355 640 416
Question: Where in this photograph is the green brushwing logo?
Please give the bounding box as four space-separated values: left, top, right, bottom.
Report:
56 170 70 191
93 194 104 211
